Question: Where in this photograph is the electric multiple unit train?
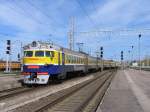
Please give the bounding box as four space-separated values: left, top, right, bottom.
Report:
22 41 118 85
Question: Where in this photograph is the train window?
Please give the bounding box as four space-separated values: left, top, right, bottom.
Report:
68 55 70 63
35 51 44 57
72 56 74 63
74 57 76 63
71 56 73 63
24 51 33 57
67 56 69 63
67 55 69 63
65 55 67 63
46 51 54 57
74 56 76 63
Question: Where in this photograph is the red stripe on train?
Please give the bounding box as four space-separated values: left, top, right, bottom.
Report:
27 65 39 69
37 72 48 75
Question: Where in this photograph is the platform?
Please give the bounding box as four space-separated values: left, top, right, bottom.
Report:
0 73 22 91
97 69 150 112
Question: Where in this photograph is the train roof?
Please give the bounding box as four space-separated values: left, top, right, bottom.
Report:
23 41 111 60
23 41 89 57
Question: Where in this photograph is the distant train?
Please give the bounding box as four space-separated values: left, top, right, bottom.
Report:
22 41 119 85
0 61 20 71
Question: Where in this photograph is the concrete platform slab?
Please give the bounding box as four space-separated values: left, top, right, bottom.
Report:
97 69 150 112
0 73 22 91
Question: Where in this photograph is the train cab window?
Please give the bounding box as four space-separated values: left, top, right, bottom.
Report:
24 51 33 57
35 51 44 57
46 51 54 57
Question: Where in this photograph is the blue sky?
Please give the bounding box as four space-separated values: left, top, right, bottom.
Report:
0 0 150 61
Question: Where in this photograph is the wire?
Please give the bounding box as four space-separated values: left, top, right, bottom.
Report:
75 28 150 34
75 0 97 28
91 0 97 12
13 3 45 25
26 0 65 28
7 1 56 29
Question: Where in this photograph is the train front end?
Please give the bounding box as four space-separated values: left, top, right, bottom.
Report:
22 41 56 85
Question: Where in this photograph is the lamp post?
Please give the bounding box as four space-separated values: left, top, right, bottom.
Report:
138 34 141 71
131 45 134 66
128 50 131 67
76 42 84 52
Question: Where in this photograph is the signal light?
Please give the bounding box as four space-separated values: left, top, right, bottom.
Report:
7 46 10 50
100 47 103 50
7 40 11 45
18 54 20 59
6 51 10 54
100 55 103 58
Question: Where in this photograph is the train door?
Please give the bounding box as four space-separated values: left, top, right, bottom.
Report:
85 55 88 73
60 48 66 79
58 52 60 65
62 52 65 66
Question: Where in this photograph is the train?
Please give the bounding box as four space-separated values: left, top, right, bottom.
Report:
0 61 20 71
22 41 118 85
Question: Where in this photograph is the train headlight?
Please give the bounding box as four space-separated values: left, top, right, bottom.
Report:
32 41 37 47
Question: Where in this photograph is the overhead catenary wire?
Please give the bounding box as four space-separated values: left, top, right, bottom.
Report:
75 28 150 36
75 0 98 29
6 1 45 26
26 0 66 28
91 0 97 12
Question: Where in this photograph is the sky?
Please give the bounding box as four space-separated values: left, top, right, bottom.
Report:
0 0 150 61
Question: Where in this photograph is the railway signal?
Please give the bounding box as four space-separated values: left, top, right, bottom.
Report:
5 40 11 72
6 40 11 54
100 46 104 72
100 47 103 59
121 51 123 61
18 53 20 61
121 51 124 69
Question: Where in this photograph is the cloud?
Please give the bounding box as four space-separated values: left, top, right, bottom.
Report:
0 0 149 61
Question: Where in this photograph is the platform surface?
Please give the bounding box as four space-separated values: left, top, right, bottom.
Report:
0 73 22 91
97 69 150 112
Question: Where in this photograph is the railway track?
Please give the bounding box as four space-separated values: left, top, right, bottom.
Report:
13 70 116 112
0 72 97 102
0 87 33 100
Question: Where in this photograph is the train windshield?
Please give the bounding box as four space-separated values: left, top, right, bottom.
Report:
24 51 33 57
46 51 54 57
35 51 44 57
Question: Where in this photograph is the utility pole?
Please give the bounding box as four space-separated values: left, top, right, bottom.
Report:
131 45 134 66
5 40 11 73
68 17 75 50
138 34 141 71
128 50 131 67
76 42 84 52
95 51 100 69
